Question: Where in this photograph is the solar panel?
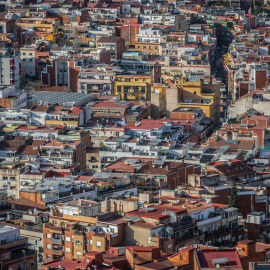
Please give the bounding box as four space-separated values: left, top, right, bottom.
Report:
33 91 95 106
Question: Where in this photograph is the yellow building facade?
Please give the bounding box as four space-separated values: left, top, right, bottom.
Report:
177 77 220 125
114 73 152 101
17 17 59 33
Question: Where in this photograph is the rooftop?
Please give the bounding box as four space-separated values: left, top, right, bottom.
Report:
196 249 242 269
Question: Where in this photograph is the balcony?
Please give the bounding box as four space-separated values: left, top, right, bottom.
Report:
9 249 36 261
51 238 63 244
44 224 63 233
52 249 63 255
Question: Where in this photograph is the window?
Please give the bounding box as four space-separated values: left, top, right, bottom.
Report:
65 247 71 252
65 236 70 242
76 250 81 255
31 261 34 267
168 244 172 250
46 254 51 260
46 233 51 239
86 240 89 245
2 177 7 180
46 244 51 249
135 78 138 82
75 239 81 245
96 241 101 247
126 78 130 82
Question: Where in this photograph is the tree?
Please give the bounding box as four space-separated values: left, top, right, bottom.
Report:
229 178 238 208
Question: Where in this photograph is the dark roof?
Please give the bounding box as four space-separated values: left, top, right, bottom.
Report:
17 145 39 156
0 140 22 151
215 161 254 177
8 197 49 211
209 140 255 150
136 161 182 175
200 154 214 164
97 36 125 43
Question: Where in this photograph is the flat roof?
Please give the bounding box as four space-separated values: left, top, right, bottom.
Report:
0 225 17 234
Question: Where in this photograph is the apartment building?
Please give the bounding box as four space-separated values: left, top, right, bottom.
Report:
135 27 165 56
43 199 126 262
39 132 90 171
114 71 152 101
17 16 60 33
0 225 37 270
96 36 126 61
20 43 50 78
132 160 201 190
115 23 141 47
139 13 180 30
0 50 20 89
77 66 115 94
177 76 220 126
45 106 89 128
0 160 22 198
0 86 27 110
161 32 187 57
41 57 94 92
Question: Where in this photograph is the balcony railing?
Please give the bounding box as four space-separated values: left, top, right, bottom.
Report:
51 238 63 244
51 249 63 255
9 250 36 261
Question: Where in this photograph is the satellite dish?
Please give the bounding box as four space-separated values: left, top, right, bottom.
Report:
216 264 220 269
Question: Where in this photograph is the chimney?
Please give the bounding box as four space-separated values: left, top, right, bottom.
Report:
237 240 256 256
185 71 190 81
179 247 195 264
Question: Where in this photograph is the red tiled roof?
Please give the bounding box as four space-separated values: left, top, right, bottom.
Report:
9 197 49 211
208 140 255 150
126 209 171 221
197 249 242 268
41 256 95 270
105 157 158 172
17 145 39 156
